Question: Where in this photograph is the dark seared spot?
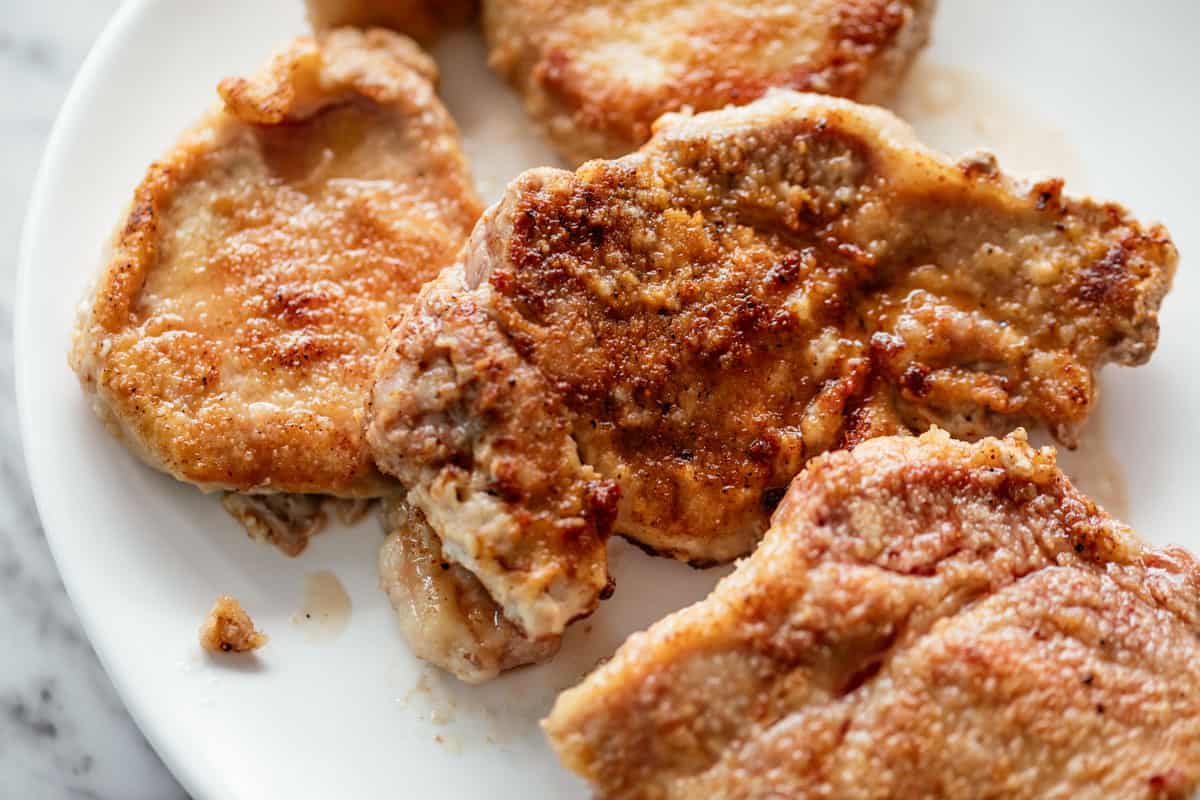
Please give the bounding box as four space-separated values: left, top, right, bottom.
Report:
273 335 328 368
269 284 329 324
489 464 525 503
899 363 931 398
747 435 779 462
1078 242 1134 306
761 487 787 513
1033 178 1064 211
958 151 999 180
122 197 156 236
766 252 803 285
868 331 904 367
584 480 621 539
839 658 884 696
489 268 515 295
1148 770 1188 795
1065 382 1090 408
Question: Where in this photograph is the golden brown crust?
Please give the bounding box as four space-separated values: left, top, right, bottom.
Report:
544 430 1200 800
368 257 615 640
199 595 268 653
369 90 1177 604
306 0 478 45
70 29 482 496
484 0 936 163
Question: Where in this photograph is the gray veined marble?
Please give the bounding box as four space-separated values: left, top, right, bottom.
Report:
1 1 188 797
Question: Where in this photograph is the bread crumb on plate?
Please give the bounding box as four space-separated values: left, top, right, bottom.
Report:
200 595 268 654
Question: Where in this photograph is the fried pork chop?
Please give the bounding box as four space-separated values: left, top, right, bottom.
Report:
367 92 1175 642
306 0 477 44
483 0 935 163
71 29 481 513
544 430 1200 800
379 495 560 682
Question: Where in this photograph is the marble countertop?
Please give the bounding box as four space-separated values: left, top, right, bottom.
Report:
1 2 187 797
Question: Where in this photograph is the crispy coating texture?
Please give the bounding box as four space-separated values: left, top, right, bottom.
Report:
70 29 482 496
306 0 477 44
484 0 935 163
367 90 1176 638
199 595 268 654
369 254 618 640
379 496 560 683
544 430 1200 800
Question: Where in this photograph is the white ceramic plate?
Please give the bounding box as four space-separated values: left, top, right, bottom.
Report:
16 1 1200 798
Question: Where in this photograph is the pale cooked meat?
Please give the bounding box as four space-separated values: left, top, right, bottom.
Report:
369 255 620 639
483 0 935 163
367 92 1175 642
199 595 268 654
220 493 329 557
306 0 477 43
544 430 1200 800
331 497 374 526
379 496 560 683
219 494 376 557
70 29 481 503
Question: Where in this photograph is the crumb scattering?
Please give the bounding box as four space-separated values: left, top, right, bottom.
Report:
200 595 267 654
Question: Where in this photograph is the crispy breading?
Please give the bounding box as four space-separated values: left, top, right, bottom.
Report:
379 496 560 683
200 595 267 654
484 0 935 163
70 29 481 497
367 92 1175 647
544 430 1200 800
306 0 477 44
369 253 618 640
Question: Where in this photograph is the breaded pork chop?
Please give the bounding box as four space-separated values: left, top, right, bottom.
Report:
483 0 935 163
70 28 481 500
544 430 1200 800
367 92 1175 642
379 495 560 682
306 0 477 44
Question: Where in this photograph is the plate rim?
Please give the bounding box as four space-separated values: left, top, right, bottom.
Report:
14 1 221 797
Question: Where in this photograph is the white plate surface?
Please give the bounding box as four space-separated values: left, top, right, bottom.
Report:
16 1 1200 798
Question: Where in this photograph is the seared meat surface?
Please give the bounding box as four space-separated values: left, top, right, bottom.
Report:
484 0 935 162
545 430 1200 800
70 29 480 500
367 92 1175 642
